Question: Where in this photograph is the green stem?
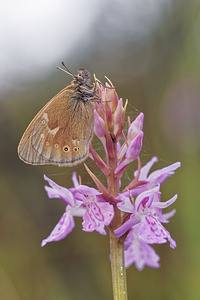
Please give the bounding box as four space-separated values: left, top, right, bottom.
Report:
109 207 128 300
106 134 128 299
107 170 128 299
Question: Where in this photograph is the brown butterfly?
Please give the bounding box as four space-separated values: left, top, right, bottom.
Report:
18 63 99 167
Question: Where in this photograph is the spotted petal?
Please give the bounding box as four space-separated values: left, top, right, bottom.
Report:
41 211 75 247
124 229 160 270
82 202 114 235
137 216 176 248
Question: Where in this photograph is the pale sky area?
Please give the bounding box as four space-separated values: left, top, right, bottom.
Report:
0 0 173 93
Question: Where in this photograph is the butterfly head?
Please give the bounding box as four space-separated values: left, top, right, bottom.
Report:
57 63 91 85
75 69 91 85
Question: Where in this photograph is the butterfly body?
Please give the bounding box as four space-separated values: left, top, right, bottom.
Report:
18 69 99 166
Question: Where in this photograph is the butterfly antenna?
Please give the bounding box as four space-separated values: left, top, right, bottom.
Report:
56 62 75 78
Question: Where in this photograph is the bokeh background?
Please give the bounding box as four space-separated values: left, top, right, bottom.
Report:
0 0 199 299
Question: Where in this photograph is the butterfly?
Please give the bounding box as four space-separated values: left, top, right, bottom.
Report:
18 63 99 166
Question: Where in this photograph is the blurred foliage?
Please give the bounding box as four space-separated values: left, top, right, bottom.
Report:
1 1 200 299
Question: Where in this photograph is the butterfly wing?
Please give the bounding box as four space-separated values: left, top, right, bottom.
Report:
18 86 94 166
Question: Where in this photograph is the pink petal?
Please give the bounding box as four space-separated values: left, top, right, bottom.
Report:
114 132 143 175
134 156 158 180
75 185 100 196
114 215 141 238
137 216 176 248
94 110 106 137
82 202 114 235
127 113 144 140
126 131 143 160
160 209 176 223
152 194 177 209
41 211 75 247
44 175 74 206
148 162 181 185
134 186 160 211
72 172 80 188
113 98 123 124
124 229 160 270
117 195 135 213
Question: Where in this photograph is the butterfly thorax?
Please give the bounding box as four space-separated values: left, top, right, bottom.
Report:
71 69 99 103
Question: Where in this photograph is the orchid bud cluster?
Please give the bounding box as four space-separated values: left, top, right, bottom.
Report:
42 80 180 271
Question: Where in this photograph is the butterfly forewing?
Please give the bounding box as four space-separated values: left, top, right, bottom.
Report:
18 82 95 166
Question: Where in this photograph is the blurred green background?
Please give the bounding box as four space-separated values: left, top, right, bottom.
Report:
0 0 200 299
